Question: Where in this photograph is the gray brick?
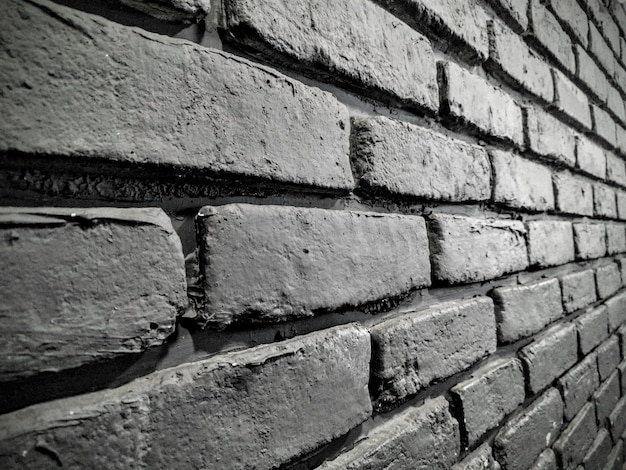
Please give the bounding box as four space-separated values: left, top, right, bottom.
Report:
617 124 626 156
543 0 588 46
553 402 597 470
490 279 563 344
574 223 607 259
428 214 528 284
527 220 575 268
561 269 598 314
0 208 186 382
319 397 459 470
451 443 499 470
553 171 594 216
492 150 554 211
371 298 496 406
519 323 578 394
607 152 626 186
551 68 592 129
351 116 491 201
450 358 525 446
220 0 439 113
607 224 626 254
574 45 610 103
557 354 600 421
484 0 528 32
577 306 610 355
617 258 626 285
576 135 607 179
525 107 576 167
617 191 626 220
595 370 621 427
0 324 372 469
528 0 575 72
582 428 612 470
530 449 558 470
594 183 618 218
197 204 431 327
619 360 626 395
619 325 626 359
493 388 564 470
608 396 626 442
439 60 524 146
596 264 621 300
598 336 622 380
604 439 624 469
589 22 616 77
110 0 210 22
608 86 626 124
607 291 626 331
0 0 354 192
592 105 618 149
596 5 621 55
616 64 626 97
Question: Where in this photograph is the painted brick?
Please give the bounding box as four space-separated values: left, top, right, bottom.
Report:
561 269 598 313
604 440 624 469
450 358 525 446
197 204 431 327
350 116 491 201
574 223 607 259
607 152 626 186
607 291 626 331
530 449 558 470
427 214 528 284
576 135 607 178
0 0 354 192
592 105 618 149
525 107 576 167
493 388 564 470
608 86 626 124
596 264 622 300
553 171 594 216
528 0 575 72
527 220 575 268
490 279 563 344
577 306 610 354
439 61 524 146
219 0 439 113
557 354 600 421
519 323 578 394
0 208 186 382
543 0 588 46
574 45 610 103
491 150 554 211
319 397 459 470
551 69 592 129
484 0 528 32
589 22 616 77
553 402 597 470
451 443 500 470
617 191 626 219
608 396 626 442
487 19 553 102
594 183 618 218
582 428 612 470
595 370 621 427
0 324 372 469
607 224 626 254
597 335 622 380
371 298 496 406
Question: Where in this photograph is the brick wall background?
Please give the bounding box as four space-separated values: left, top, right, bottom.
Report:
2 0 626 468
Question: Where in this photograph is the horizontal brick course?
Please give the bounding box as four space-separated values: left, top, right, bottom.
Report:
527 220 575 268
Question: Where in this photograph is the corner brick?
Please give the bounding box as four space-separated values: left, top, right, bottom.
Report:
576 135 607 179
428 214 528 284
583 428 612 470
197 204 431 327
577 306 610 354
557 354 600 421
608 396 626 442
318 397 459 470
553 171 594 216
371 298 496 406
530 449 558 470
598 335 621 380
589 22 616 77
493 388 564 470
592 105 618 149
596 264 622 300
574 223 607 259
607 291 626 331
553 402 597 470
220 0 439 113
528 0 575 72
484 0 528 32
607 152 626 186
451 443 499 470
350 116 491 201
519 323 578 394
0 324 372 469
594 183 618 218
450 358 525 447
527 220 575 268
0 207 186 381
525 108 576 167
491 150 554 211
490 279 563 344
595 370 621 427
551 69 592 129
574 45 610 103
604 439 624 469
561 269 598 314
439 61 524 146
607 224 626 254
543 0 588 46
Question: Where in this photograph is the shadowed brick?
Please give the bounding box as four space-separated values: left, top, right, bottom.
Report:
604 439 624 469
608 396 626 442
597 335 621 380
582 428 612 470
595 370 621 427
607 292 626 331
484 0 528 32
557 354 599 421
451 443 499 470
530 449 557 470
553 402 597 470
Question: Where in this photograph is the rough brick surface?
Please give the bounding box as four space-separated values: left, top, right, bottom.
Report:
519 323 579 394
557 354 600 421
583 428 612 470
596 264 622 300
594 183 618 218
528 0 575 72
0 324 372 469
607 224 626 254
0 0 354 191
577 306 610 354
220 0 439 113
607 291 626 331
525 108 576 166
451 443 500 470
607 152 626 186
597 335 621 380
544 0 588 46
371 298 496 406
604 440 624 469
574 45 610 103
574 223 607 259
490 279 563 343
595 370 621 427
592 105 618 149
552 402 597 470
493 388 564 470
589 22 616 77
553 171 594 216
576 136 607 179
450 358 525 446
608 396 626 441
530 449 558 470
491 150 554 211
428 214 528 284
561 270 597 313
526 220 575 268
319 397 459 470
197 204 431 327
484 0 528 32
112 0 211 22
0 207 186 381
350 117 491 201
439 61 524 145
551 69 592 129
617 191 626 220
608 87 626 124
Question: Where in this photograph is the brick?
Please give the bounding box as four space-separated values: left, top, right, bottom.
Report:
607 291 626 331
561 270 598 314
553 402 597 470
589 22 616 77
484 0 528 32
551 69 592 128
519 323 578 394
450 358 525 447
371 297 496 406
582 428 612 470
491 150 554 211
220 0 439 113
113 0 211 22
616 65 626 97
493 388 564 470
0 207 186 382
527 220 575 268
577 306 610 354
553 171 594 216
451 443 499 470
0 324 372 469
439 61 524 146
607 224 626 254
525 107 576 167
594 183 618 218
608 86 626 124
319 397 459 470
557 354 600 421
592 105 618 149
617 258 626 284
197 204 431 327
616 124 626 157
487 19 553 102
350 116 491 201
427 214 528 284
574 45 610 102
604 439 624 469
598 335 622 380
576 135 607 178
544 0 588 46
608 396 626 442
0 0 353 192
528 0 575 72
490 279 563 343
595 370 621 426
596 264 622 300
607 152 626 186
596 6 621 56
574 223 607 259
617 191 626 219
530 449 558 470
620 360 626 394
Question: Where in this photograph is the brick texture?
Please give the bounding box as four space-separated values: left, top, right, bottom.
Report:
551 69 592 129
527 220 575 268
561 269 597 313
557 354 600 421
552 402 597 470
574 223 607 259
525 108 576 166
553 171 594 216
577 306 610 354
451 443 499 470
576 135 607 179
528 0 575 72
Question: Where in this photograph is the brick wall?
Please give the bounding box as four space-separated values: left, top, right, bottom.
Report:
2 0 626 468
